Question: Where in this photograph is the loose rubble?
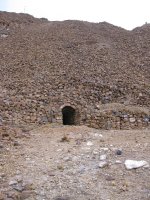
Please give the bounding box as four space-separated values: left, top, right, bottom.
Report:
0 11 150 129
0 125 150 200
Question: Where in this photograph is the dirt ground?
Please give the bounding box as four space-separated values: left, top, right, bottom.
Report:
0 124 150 200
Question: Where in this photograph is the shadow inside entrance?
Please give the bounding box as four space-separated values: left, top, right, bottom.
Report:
62 106 76 125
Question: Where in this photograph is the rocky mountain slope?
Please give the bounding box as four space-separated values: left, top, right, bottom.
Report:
0 11 149 126
0 12 149 93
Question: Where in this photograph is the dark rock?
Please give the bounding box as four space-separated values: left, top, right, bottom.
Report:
13 141 19 146
116 149 122 155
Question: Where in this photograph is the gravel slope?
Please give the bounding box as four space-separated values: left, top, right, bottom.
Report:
1 125 150 200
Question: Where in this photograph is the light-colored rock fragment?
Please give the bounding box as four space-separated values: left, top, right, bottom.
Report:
99 161 108 168
129 118 136 123
124 160 149 169
87 141 93 146
100 154 107 161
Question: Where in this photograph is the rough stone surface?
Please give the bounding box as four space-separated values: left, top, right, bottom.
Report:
0 125 150 200
0 11 149 130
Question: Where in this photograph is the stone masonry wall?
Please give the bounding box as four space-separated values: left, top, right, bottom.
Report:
0 84 149 130
86 107 150 130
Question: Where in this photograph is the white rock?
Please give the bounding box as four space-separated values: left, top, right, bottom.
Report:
100 154 107 161
1 34 8 38
9 180 18 185
115 160 122 164
87 141 93 146
124 160 149 169
99 161 108 168
57 149 62 152
93 150 99 155
100 148 109 151
94 133 103 137
129 118 136 123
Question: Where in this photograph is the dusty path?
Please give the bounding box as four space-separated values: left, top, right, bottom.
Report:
1 125 150 200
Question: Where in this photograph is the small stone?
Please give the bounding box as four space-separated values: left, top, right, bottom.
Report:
9 180 18 186
125 160 149 169
99 161 108 168
100 154 107 161
129 118 136 123
111 181 116 186
143 117 149 122
94 133 103 137
115 160 122 164
100 148 109 151
57 165 64 170
93 150 99 155
63 157 71 162
87 141 93 146
14 141 19 146
116 149 122 155
1 34 8 38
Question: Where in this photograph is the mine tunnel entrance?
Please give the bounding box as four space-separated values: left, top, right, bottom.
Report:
62 106 76 125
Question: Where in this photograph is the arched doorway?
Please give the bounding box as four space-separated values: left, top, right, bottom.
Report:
62 106 76 125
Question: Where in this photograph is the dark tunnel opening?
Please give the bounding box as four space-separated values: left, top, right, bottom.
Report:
62 106 76 125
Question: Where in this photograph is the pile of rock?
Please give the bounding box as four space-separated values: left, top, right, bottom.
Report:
0 11 149 129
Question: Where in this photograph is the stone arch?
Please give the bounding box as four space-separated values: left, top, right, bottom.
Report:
60 104 81 125
62 106 76 125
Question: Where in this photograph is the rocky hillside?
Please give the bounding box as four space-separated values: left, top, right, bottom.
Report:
0 11 150 126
